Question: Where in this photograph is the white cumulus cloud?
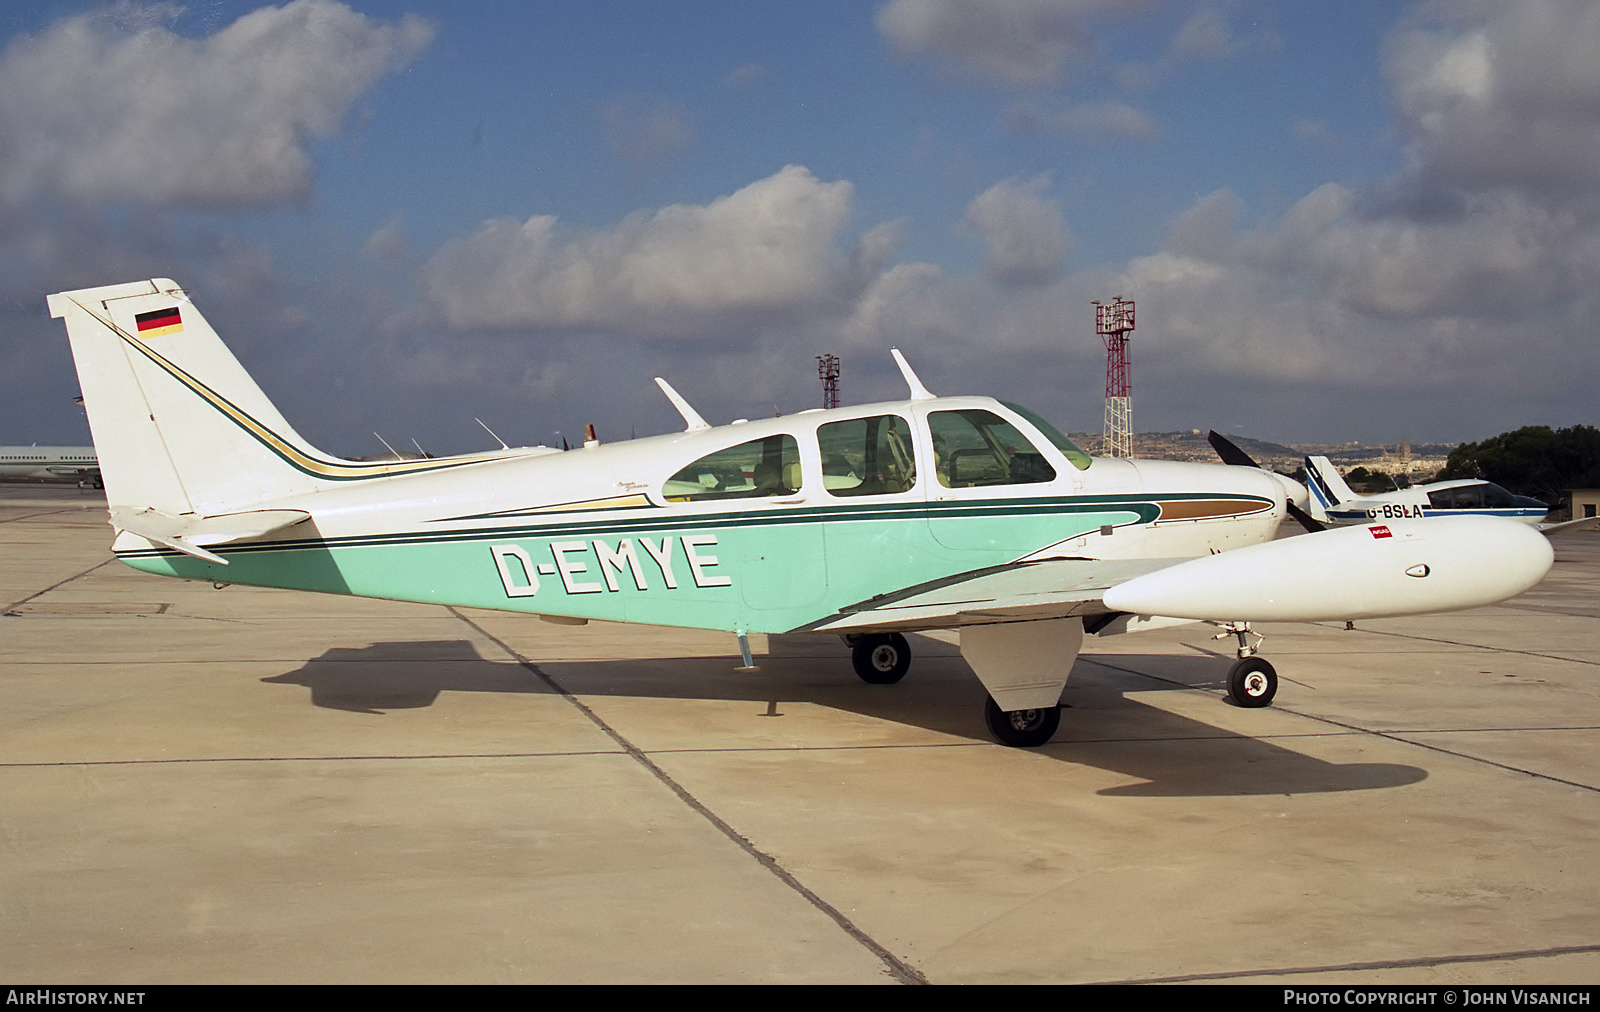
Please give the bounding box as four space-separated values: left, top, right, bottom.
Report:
1387 0 1600 189
0 0 433 208
876 0 1143 89
425 166 864 340
963 175 1073 284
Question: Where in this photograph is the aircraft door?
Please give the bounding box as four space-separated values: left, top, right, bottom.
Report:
922 406 1136 556
925 408 1063 553
660 433 827 616
815 414 937 606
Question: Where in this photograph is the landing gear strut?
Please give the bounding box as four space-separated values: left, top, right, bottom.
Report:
1215 621 1277 707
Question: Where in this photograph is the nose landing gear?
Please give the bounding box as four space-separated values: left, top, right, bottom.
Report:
1214 621 1278 707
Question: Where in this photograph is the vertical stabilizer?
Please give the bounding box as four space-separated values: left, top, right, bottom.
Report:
1302 455 1356 522
48 279 327 515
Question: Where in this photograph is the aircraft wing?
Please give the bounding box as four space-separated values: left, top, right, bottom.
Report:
794 557 1184 634
799 514 1557 635
1539 515 1600 535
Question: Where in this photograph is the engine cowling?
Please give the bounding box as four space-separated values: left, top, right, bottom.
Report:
1102 515 1553 622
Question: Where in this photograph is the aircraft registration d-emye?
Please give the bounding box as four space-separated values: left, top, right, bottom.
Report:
49 279 1556 746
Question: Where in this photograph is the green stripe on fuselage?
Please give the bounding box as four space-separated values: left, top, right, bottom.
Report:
117 498 1158 634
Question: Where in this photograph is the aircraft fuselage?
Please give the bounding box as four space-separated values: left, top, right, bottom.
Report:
113 396 1289 636
1322 480 1548 526
0 446 98 484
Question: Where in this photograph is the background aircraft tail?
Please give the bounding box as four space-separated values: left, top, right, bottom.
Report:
48 279 333 517
1302 455 1356 522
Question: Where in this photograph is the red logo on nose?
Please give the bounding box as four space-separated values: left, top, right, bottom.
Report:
1370 525 1393 539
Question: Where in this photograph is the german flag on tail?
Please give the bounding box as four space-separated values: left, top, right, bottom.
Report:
135 306 183 338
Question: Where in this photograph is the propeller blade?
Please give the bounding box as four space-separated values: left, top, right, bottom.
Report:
1209 430 1326 533
1207 430 1259 468
1287 502 1326 534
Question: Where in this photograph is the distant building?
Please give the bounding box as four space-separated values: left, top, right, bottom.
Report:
1568 489 1600 521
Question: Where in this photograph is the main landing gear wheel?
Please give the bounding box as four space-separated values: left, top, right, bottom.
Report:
984 696 1061 748
851 632 911 684
1228 656 1278 708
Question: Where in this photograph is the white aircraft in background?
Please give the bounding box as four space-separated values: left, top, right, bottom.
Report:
1300 455 1598 532
0 445 99 486
48 278 1555 747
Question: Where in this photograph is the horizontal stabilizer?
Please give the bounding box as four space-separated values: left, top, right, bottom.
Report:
110 507 312 566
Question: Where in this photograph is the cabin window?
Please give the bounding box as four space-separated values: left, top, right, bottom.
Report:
662 435 801 502
818 415 917 496
1000 401 1092 471
929 409 1056 488
1428 487 1482 510
1481 484 1516 508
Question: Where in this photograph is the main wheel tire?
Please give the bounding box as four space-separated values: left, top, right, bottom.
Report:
851 632 911 684
1228 656 1278 707
983 695 1061 747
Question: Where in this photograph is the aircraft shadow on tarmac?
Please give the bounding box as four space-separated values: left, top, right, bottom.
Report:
259 639 551 715
261 633 1425 798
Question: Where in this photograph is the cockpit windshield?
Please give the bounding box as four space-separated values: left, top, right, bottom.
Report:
1000 401 1092 471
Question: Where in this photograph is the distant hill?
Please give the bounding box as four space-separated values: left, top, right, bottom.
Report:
1067 431 1457 476
1069 430 1302 468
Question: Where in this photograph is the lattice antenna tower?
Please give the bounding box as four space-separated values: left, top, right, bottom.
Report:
817 354 840 409
1094 297 1135 458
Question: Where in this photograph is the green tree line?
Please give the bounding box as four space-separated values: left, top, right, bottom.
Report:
1438 425 1600 504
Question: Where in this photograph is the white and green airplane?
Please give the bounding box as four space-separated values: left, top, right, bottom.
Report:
49 278 1555 746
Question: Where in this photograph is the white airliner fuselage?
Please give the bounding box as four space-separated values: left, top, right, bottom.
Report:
0 445 99 485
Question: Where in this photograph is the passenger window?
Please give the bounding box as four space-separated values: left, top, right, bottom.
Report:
1429 486 1483 510
1481 484 1515 508
662 435 801 502
818 415 917 496
929 409 1056 488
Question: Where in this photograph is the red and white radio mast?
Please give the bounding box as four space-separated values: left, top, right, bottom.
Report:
817 354 840 409
1094 296 1135 458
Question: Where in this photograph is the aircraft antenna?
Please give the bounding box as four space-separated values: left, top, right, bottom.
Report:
817 354 840 409
373 432 400 459
475 417 509 449
1094 296 1135 458
654 378 711 431
890 348 935 400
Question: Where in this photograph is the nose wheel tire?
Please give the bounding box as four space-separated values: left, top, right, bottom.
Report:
851 632 911 684
984 696 1061 747
1228 657 1278 707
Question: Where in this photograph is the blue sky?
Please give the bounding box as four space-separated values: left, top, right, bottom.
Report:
4 0 1598 455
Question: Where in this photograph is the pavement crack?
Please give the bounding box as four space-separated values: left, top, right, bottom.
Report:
3 557 116 614
1096 941 1600 984
1077 654 1600 793
447 606 929 985
1317 623 1600 668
